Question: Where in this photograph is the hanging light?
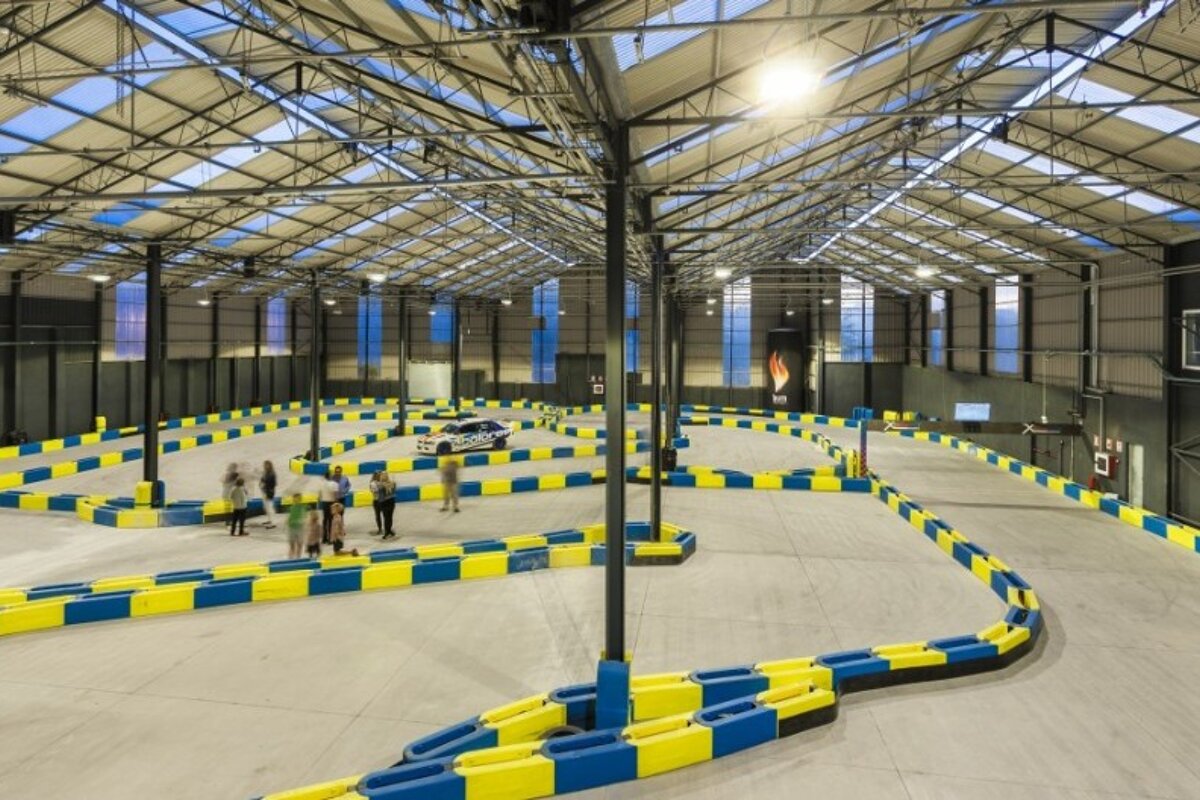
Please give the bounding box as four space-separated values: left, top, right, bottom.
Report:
501 297 513 307
197 297 211 307
705 308 715 316
915 265 938 279
369 272 387 284
558 308 566 316
759 59 823 107
324 298 337 307
785 308 795 317
88 274 111 283
821 297 834 306
705 296 716 305
714 267 731 280
428 307 437 316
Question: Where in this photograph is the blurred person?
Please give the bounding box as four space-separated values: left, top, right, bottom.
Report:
229 478 249 536
440 458 460 513
259 460 278 529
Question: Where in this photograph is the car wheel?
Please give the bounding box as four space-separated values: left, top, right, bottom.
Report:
493 436 507 450
437 442 452 456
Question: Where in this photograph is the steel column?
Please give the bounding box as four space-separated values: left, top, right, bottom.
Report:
451 300 462 408
979 287 989 376
604 124 629 663
144 245 162 487
650 232 664 542
253 298 262 404
491 306 501 396
309 279 322 460
209 297 220 412
1021 275 1034 382
397 295 408 431
919 294 929 368
289 300 298 401
5 271 21 436
160 292 169 417
91 283 103 424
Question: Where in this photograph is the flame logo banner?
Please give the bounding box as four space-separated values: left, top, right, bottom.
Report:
768 351 789 393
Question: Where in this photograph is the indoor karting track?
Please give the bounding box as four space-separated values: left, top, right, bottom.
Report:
0 401 1197 800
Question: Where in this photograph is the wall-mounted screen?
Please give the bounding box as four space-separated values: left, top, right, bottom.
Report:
954 402 992 422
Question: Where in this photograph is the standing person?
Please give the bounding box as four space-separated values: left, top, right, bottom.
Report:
305 508 322 558
319 471 338 544
378 471 397 540
286 493 306 559
221 463 239 500
440 458 460 513
229 478 249 536
259 461 278 529
332 465 351 510
369 470 385 536
329 502 347 554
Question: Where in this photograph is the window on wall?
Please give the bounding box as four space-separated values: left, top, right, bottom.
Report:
1184 309 1200 371
430 299 455 343
723 277 752 386
114 281 146 360
840 276 874 362
929 290 946 367
265 296 287 355
625 281 640 373
994 276 1020 373
358 294 383 375
532 279 559 383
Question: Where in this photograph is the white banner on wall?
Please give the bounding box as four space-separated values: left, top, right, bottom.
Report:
408 361 452 399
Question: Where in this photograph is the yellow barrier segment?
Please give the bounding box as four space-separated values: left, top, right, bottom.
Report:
455 742 555 800
481 695 566 745
624 713 713 778
630 673 703 721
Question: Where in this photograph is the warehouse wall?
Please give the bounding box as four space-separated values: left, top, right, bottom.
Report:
0 273 314 440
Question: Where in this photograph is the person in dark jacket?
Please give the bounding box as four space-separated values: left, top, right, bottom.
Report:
259 461 278 529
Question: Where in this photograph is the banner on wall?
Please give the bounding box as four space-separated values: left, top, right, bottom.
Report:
766 328 805 411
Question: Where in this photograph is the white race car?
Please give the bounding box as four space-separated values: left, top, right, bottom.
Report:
417 418 515 456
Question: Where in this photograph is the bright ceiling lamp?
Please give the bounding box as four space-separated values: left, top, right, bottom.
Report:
323 298 337 307
88 274 111 283
714 267 732 280
759 59 822 106
369 272 386 283
915 265 938 279
821 297 834 306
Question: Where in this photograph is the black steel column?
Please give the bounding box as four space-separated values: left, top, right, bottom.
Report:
289 300 298 401
919 294 929 368
604 124 629 662
650 232 664 540
209 297 220 412
309 279 322 460
673 297 685 418
144 245 162 486
91 283 103 424
360 281 370 398
5 271 21 436
978 287 989 376
945 289 956 372
451 299 462 408
491 307 501 397
664 267 677 438
397 294 408 431
159 291 169 418
1021 274 1034 382
253 298 263 404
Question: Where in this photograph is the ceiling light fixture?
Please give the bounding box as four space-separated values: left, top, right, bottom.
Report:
714 267 731 280
428 308 437 316
705 308 714 316
706 296 716 305
323 298 336 307
197 297 211 307
88 274 111 283
785 308 795 317
759 59 823 106
915 265 938 279
501 296 513 307
369 272 386 284
822 297 834 306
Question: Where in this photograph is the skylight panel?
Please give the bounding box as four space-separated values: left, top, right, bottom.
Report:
1061 78 1200 143
158 2 236 37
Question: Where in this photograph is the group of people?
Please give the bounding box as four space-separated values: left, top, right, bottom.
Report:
221 461 278 537
220 451 466 555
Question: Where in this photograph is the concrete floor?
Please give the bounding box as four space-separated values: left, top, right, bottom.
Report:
1 410 1198 799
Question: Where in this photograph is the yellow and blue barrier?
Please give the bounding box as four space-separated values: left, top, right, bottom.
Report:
892 429 1200 555
259 459 1040 800
680 404 862 429
0 522 695 639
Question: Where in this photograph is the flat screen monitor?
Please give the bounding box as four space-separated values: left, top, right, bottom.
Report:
954 402 991 422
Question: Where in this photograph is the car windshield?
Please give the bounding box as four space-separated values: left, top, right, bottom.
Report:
441 424 460 434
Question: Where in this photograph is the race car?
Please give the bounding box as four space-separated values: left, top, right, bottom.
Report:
416 418 515 456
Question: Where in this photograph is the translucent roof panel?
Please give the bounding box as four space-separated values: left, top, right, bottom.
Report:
0 42 174 149
614 0 772 71
978 139 1180 217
